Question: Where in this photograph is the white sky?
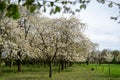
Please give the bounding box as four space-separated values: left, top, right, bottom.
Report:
79 0 120 50
44 0 120 51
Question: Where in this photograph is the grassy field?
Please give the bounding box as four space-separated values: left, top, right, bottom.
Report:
88 64 120 78
0 64 120 80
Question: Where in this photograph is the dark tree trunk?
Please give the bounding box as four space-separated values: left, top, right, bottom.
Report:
44 61 46 67
0 52 1 75
17 59 21 72
99 59 102 65
65 62 67 69
49 61 52 78
17 50 22 72
61 60 64 70
108 63 111 76
58 62 61 73
10 59 13 68
65 61 67 69
9 50 13 68
0 52 1 65
69 62 72 67
86 60 89 66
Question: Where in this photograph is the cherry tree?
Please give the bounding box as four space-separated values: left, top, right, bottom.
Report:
29 16 89 77
103 49 114 75
0 6 38 71
116 53 120 63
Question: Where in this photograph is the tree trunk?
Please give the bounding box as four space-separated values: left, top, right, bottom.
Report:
86 60 89 66
0 52 2 75
108 63 110 76
44 61 46 67
17 50 22 72
99 59 102 65
58 61 61 73
69 62 72 67
49 61 52 78
0 52 1 66
10 59 13 68
65 62 67 69
61 60 64 70
17 59 21 72
9 51 13 68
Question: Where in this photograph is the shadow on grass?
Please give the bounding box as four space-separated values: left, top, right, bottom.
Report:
5 76 50 80
1 65 50 73
63 69 73 72
96 74 120 80
110 74 120 78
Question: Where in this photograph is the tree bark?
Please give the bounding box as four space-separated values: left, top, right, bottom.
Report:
99 59 102 65
10 51 13 68
0 51 1 75
10 59 13 68
65 61 67 69
58 62 61 73
17 59 21 72
69 62 72 67
61 60 64 70
17 50 22 72
108 63 110 76
86 60 89 66
49 61 52 78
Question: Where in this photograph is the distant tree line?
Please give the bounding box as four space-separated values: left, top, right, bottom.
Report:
86 49 120 65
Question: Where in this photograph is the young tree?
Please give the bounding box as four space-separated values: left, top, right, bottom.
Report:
111 50 120 63
30 16 88 78
115 51 120 63
104 49 114 76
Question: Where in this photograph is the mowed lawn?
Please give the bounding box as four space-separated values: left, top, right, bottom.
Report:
0 64 120 80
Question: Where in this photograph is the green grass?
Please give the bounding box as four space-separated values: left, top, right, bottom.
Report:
88 64 120 78
0 64 120 80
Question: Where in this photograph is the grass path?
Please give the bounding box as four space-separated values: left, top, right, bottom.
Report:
0 64 120 80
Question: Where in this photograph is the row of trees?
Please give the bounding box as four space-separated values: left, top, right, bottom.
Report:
0 6 96 77
87 49 120 76
87 49 120 65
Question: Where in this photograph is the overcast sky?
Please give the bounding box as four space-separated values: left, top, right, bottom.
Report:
44 0 120 51
79 0 120 50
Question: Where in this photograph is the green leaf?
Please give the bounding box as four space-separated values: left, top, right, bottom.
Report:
97 0 105 4
0 1 6 11
55 6 61 13
101 0 105 4
30 5 36 13
18 0 22 3
55 0 59 2
23 0 34 7
79 0 82 3
50 2 54 7
108 2 113 8
13 12 20 19
111 17 118 20
37 2 42 9
43 0 46 5
44 7 46 12
80 4 86 9
62 1 68 4
6 4 20 19
7 0 10 4
50 8 54 15
26 0 34 5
